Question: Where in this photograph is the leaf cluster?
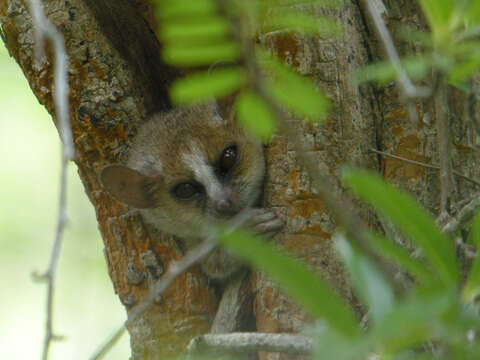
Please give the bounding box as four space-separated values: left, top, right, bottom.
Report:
356 0 480 91
155 0 334 139
220 169 480 359
153 0 480 359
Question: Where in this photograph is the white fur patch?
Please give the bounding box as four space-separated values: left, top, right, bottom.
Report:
204 101 226 127
183 144 224 200
129 151 163 176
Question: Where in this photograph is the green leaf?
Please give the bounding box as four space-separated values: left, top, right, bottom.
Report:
466 1 480 24
418 0 454 36
161 17 230 43
262 12 341 36
396 25 434 47
448 56 480 83
369 288 457 353
463 211 480 303
336 234 394 324
312 328 369 360
235 90 276 140
262 0 340 9
342 169 457 286
156 0 217 18
366 232 434 285
355 57 431 85
218 229 359 337
261 54 330 121
171 67 245 104
163 42 240 66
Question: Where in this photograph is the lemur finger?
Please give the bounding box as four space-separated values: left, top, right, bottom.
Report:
243 209 277 227
253 217 284 235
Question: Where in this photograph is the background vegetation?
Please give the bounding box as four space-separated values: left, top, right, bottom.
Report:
3 0 480 358
157 0 480 358
0 44 129 359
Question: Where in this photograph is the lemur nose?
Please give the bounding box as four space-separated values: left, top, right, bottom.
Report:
215 198 234 214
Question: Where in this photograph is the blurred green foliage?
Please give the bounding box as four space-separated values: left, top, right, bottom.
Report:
156 0 331 140
0 45 129 359
154 0 480 359
218 169 480 359
356 0 480 92
3 0 480 358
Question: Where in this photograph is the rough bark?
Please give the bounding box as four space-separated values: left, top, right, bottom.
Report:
1 0 216 358
2 0 479 359
253 3 480 360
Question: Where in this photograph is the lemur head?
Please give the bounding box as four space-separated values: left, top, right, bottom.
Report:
100 103 265 239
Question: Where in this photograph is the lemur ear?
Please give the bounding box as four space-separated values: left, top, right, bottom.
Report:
100 165 161 209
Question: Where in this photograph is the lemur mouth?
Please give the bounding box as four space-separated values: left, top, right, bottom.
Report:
215 207 242 219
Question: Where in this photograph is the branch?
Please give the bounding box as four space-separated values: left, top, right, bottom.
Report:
28 0 75 160
235 29 404 294
32 154 69 360
370 149 480 187
26 1 75 360
89 239 217 360
434 74 453 218
468 80 480 137
126 239 217 325
443 194 480 237
88 327 126 360
360 0 455 217
187 333 312 356
359 0 430 99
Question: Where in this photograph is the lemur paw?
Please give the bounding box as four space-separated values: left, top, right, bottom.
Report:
244 208 283 238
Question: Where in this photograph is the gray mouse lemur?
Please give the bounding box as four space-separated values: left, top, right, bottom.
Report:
100 102 282 279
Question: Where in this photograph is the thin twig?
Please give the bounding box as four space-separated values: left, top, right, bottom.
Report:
360 0 430 99
434 74 453 218
236 28 403 294
32 153 69 360
126 240 217 325
370 149 480 187
88 327 126 360
467 79 480 138
27 1 75 359
374 150 480 236
187 333 312 356
28 0 75 160
89 206 260 359
89 239 217 360
443 194 480 237
0 26 6 45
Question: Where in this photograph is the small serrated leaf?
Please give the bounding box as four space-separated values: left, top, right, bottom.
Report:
163 42 240 66
218 228 360 337
342 168 457 287
463 211 480 303
161 17 230 43
235 90 276 140
261 53 330 121
366 232 434 285
170 67 245 105
156 0 217 18
336 234 394 324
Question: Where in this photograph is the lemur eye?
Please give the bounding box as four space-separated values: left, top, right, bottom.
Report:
173 182 199 199
218 145 238 175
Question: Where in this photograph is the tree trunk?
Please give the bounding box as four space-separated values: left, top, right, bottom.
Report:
2 0 478 359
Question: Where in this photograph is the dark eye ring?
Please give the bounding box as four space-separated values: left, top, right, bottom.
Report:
218 145 238 175
173 182 200 199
